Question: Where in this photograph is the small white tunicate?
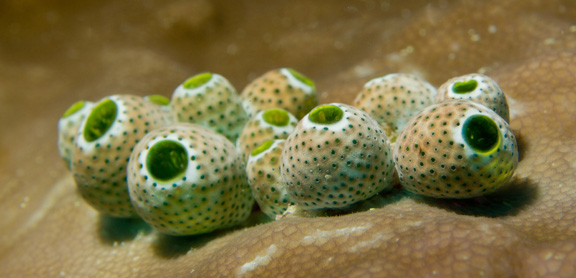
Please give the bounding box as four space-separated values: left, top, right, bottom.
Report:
488 25 497 34
468 29 481 42
544 38 556 45
353 64 375 78
400 45 414 56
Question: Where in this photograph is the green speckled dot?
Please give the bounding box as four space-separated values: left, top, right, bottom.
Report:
183 72 212 89
83 99 117 142
146 140 188 182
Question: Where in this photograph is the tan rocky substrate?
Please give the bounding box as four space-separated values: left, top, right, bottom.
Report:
1 0 576 277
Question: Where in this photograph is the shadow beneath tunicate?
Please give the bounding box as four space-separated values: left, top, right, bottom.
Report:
152 207 273 259
238 206 275 227
152 231 224 259
319 184 407 217
413 177 539 218
98 215 153 245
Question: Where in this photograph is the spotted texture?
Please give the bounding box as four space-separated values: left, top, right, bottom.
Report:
394 100 518 198
436 73 510 122
127 123 253 235
281 103 395 209
3 1 576 278
57 101 94 169
246 140 293 218
72 95 172 217
237 109 297 161
170 73 248 142
240 68 318 119
353 73 437 141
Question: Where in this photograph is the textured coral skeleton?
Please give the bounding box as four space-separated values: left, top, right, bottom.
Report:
1 0 576 277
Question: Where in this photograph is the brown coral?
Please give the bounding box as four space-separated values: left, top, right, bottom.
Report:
1 0 576 277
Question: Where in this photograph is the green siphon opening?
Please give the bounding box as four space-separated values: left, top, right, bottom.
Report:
183 72 213 89
251 140 275 156
452 80 478 94
83 99 117 142
147 95 170 106
287 68 316 89
263 109 290 126
62 100 86 118
308 105 343 125
462 114 501 154
146 140 188 182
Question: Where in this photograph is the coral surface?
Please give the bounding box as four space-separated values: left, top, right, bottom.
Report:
1 0 576 277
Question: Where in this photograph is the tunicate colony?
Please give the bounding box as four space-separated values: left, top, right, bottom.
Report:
58 69 518 236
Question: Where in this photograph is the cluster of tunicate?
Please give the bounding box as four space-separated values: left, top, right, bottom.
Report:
58 70 518 235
